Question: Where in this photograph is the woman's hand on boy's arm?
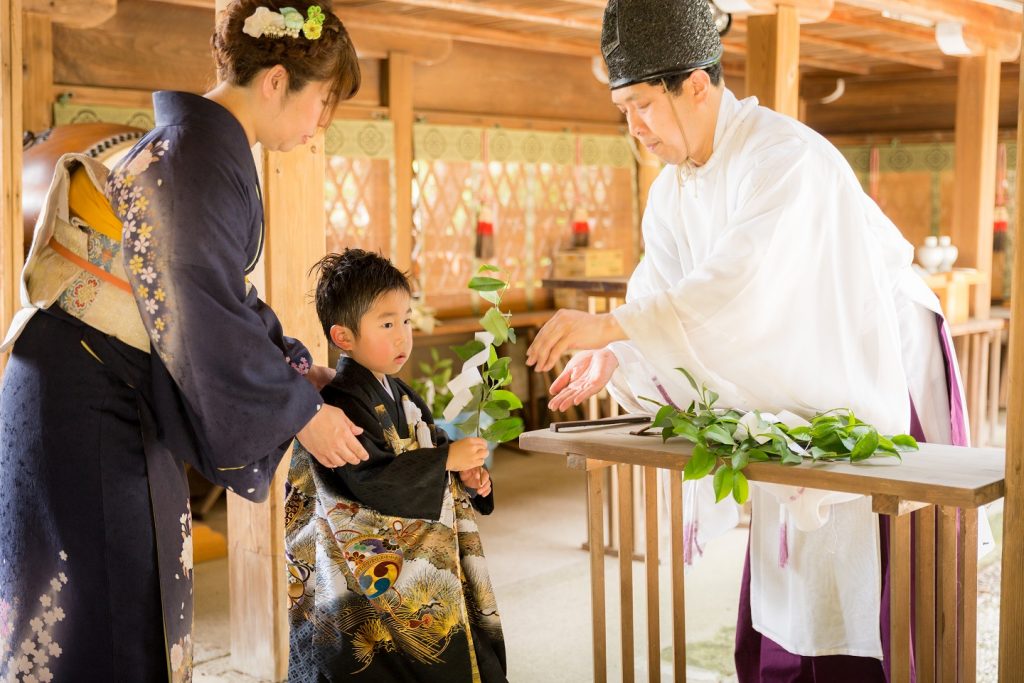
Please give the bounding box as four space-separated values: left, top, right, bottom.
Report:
305 364 336 392
297 404 369 467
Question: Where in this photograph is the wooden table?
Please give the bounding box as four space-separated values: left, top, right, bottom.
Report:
520 421 1006 683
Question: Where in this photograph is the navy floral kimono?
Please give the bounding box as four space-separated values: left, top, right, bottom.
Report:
286 357 506 682
0 91 322 682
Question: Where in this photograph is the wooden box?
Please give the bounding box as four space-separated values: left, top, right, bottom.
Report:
552 248 624 311
922 268 985 325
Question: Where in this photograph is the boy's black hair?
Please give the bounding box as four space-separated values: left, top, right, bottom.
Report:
311 249 412 343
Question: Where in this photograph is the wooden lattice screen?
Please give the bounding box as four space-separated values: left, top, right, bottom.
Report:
412 124 638 317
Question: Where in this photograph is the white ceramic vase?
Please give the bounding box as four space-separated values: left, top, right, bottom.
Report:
938 235 959 272
916 236 944 274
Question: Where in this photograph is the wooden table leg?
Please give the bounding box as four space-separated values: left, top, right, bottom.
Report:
958 508 978 683
914 506 937 682
588 466 608 683
670 473 686 682
618 463 635 682
891 512 913 683
644 467 660 683
938 506 959 682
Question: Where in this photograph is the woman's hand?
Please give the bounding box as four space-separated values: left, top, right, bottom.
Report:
459 467 492 497
525 310 626 373
297 404 368 467
547 348 620 412
305 364 336 391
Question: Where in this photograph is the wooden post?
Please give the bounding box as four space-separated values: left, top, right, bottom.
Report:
387 51 413 273
0 0 23 377
997 13 1024 679
21 12 51 133
951 49 1001 320
227 136 327 681
636 143 661 225
744 4 800 118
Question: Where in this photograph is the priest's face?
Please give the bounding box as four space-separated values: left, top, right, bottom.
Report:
612 74 718 166
346 289 415 379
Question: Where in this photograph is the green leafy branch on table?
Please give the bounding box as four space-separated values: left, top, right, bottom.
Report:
643 368 919 504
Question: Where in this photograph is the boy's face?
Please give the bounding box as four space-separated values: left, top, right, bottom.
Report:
332 289 414 379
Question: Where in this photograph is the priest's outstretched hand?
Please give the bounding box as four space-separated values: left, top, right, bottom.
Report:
547 348 619 412
297 404 370 467
525 309 626 373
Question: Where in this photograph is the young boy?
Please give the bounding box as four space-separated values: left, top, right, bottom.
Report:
285 249 506 682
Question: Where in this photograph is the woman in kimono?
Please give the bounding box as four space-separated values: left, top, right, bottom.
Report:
526 1 970 681
286 250 506 682
0 2 364 680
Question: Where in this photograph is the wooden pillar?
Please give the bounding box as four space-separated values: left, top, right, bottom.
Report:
217 4 328 681
21 12 51 133
387 51 413 273
997 14 1024 679
744 4 800 117
636 144 661 224
227 137 327 681
0 0 24 376
951 50 1001 320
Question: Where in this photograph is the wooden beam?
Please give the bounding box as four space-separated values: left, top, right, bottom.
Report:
838 0 1020 57
746 5 801 117
355 0 602 32
997 11 1024 680
800 30 947 69
827 6 936 43
951 49 1001 319
24 0 115 27
1 0 23 376
339 5 599 58
387 51 414 274
345 23 452 65
22 12 52 133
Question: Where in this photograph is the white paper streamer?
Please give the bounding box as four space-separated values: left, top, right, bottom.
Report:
443 331 494 422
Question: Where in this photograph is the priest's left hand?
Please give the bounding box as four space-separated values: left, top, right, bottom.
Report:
526 310 626 373
306 365 336 391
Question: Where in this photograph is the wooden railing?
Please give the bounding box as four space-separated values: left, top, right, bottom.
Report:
520 420 1006 683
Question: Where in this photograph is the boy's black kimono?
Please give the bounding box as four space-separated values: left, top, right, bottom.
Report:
286 356 506 682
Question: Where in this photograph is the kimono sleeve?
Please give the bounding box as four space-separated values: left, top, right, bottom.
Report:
114 134 322 492
325 390 451 520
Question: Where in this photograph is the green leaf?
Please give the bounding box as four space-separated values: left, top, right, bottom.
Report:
850 429 879 462
785 426 812 442
712 465 735 503
891 434 919 451
660 426 676 442
453 339 485 361
482 416 524 443
477 264 501 273
781 449 804 465
480 289 500 305
676 367 701 394
481 307 509 345
488 345 498 365
705 390 719 408
468 276 506 292
490 389 523 410
486 357 511 383
876 435 898 453
731 447 749 470
653 404 676 429
430 348 440 362
732 471 750 503
703 424 735 447
418 362 433 375
456 414 480 436
507 327 517 344
748 448 771 462
670 418 700 442
483 402 511 420
684 443 716 481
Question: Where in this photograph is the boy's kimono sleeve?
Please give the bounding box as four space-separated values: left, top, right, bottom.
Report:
112 132 321 500
325 389 452 519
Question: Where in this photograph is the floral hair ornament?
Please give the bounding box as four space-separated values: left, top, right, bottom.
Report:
243 5 325 40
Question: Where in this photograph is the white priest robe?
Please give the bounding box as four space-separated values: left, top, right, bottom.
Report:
605 87 967 659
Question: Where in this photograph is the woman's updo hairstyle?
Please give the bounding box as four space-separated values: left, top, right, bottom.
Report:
212 0 361 114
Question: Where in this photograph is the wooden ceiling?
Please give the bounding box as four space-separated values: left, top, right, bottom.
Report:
327 0 1021 77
